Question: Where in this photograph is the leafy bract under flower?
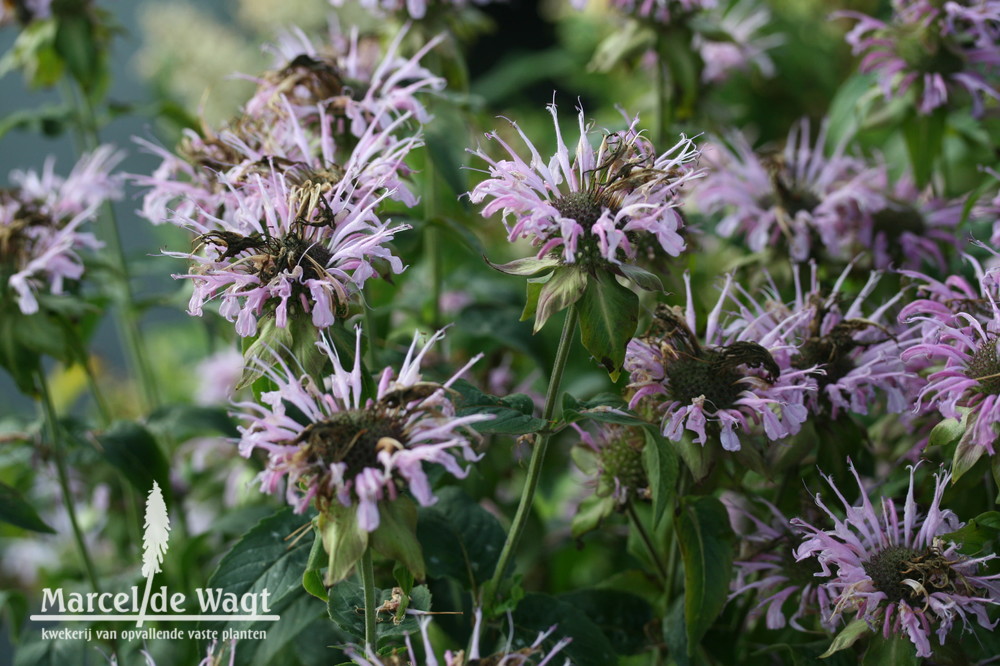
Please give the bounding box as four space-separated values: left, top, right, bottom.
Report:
793 461 1000 658
468 102 702 270
234 327 488 531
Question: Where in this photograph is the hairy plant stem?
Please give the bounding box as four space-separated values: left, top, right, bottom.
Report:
63 81 159 411
485 305 579 608
626 502 668 583
36 368 101 595
361 546 377 650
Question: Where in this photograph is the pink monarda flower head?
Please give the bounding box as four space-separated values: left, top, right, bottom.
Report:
246 22 445 137
866 169 964 271
166 167 407 338
696 0 783 83
346 607 572 665
572 422 648 507
838 0 1000 116
235 327 488 530
792 461 1000 658
725 495 826 631
572 0 716 23
625 272 814 451
900 258 1000 462
695 119 883 263
1 146 123 314
736 263 921 419
329 0 497 20
468 101 702 270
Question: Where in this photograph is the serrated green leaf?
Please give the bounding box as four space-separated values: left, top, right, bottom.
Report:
642 428 677 528
204 506 316 636
941 511 1000 556
451 379 546 435
577 273 638 380
558 589 653 656
534 266 587 333
0 481 54 533
677 496 733 654
97 421 172 505
819 618 870 658
861 632 919 665
511 593 617 666
327 580 431 645
416 487 505 588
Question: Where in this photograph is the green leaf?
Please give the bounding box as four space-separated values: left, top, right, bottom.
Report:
243 589 338 666
0 481 54 533
451 379 546 435
0 19 63 88
205 507 316 634
558 589 653 656
146 404 239 441
416 487 506 588
370 497 425 581
327 580 431 645
54 14 102 93
534 266 587 333
676 433 714 483
486 255 561 277
577 272 638 380
819 618 870 658
425 126 468 195
302 530 328 602
901 108 947 189
520 276 545 323
570 493 616 539
928 415 964 449
511 593 618 666
941 511 1000 556
676 496 734 654
13 637 93 666
642 428 678 528
97 421 172 505
662 596 690 666
319 503 369 586
0 104 73 140
952 413 987 483
618 264 664 292
861 633 919 666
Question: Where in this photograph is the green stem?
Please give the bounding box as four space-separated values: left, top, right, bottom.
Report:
364 287 379 370
664 473 689 599
626 502 667 583
655 30 670 148
424 155 442 329
80 354 112 427
361 546 377 651
485 305 579 608
36 368 101 594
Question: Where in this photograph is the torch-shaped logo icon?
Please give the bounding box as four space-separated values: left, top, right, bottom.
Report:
136 481 170 627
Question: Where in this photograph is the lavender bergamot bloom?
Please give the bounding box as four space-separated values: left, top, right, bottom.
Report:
838 0 1000 116
1 146 124 314
793 461 1000 658
625 272 814 451
468 101 702 270
234 326 488 530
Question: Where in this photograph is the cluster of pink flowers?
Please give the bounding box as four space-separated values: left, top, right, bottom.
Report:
136 24 442 336
469 102 702 269
1 146 123 314
839 0 1000 116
